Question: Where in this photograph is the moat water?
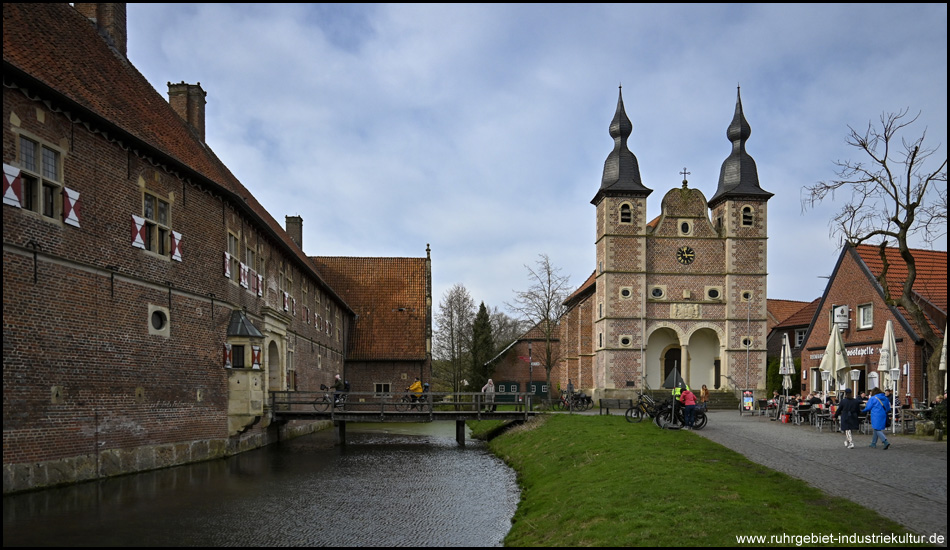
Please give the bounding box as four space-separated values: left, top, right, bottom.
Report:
2 423 519 546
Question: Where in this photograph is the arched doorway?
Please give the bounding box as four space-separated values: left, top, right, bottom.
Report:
663 348 682 384
267 340 282 392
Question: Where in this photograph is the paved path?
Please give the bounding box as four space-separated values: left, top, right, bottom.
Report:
693 410 947 543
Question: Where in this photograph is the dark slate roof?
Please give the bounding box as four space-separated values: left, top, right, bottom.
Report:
591 88 651 205
310 256 428 362
2 3 352 315
227 310 264 338
709 88 773 207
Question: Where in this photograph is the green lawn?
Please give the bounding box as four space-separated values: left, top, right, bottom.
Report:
477 414 917 547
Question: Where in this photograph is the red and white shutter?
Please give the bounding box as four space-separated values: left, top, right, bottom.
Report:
251 345 261 369
223 343 233 369
131 215 147 249
292 297 297 316
257 273 264 297
62 187 81 227
239 262 249 288
170 231 183 262
283 291 289 311
2 163 22 208
224 252 231 278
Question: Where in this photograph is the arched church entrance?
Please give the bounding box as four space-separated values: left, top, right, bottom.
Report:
685 327 721 391
663 348 682 384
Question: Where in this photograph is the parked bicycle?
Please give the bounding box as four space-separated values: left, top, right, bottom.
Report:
313 383 347 411
652 397 707 430
555 390 593 411
625 389 658 423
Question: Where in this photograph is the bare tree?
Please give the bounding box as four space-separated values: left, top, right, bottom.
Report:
802 109 947 399
507 254 571 401
433 283 476 393
489 306 527 352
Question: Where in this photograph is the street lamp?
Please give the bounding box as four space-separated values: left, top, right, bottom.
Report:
849 368 861 396
890 367 900 434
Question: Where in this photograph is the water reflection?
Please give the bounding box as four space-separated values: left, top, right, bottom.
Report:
3 423 518 547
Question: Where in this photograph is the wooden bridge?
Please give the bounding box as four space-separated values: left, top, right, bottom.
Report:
270 391 539 445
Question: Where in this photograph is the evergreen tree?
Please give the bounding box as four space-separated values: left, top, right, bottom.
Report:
470 302 495 390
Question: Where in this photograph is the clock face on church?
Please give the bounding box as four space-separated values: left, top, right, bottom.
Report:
676 246 695 265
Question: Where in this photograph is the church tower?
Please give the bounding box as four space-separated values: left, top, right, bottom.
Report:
708 88 773 392
583 87 771 398
590 89 652 390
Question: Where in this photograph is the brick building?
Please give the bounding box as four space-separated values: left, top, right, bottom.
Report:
799 244 946 401
3 3 429 493
558 89 773 399
766 298 819 360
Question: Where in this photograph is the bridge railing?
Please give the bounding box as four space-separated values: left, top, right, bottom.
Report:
269 390 536 415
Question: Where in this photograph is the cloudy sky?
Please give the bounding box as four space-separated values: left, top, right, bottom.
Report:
127 4 947 315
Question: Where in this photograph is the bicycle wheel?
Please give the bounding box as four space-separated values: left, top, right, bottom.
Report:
693 411 708 430
394 396 409 412
625 407 640 423
313 396 330 411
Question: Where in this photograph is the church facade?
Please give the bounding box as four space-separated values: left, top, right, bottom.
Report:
561 90 773 397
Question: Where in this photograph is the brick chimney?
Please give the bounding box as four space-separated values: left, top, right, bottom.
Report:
75 3 128 58
285 216 303 250
167 82 207 142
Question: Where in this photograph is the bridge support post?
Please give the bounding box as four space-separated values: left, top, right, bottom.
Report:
456 420 465 446
336 420 346 445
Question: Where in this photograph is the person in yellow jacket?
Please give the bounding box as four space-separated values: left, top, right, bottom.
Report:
407 377 423 402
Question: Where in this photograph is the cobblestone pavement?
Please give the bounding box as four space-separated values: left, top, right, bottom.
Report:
694 410 947 543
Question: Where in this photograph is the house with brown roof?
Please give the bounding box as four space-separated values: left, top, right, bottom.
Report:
311 254 432 395
766 298 819 360
799 243 946 401
2 3 429 493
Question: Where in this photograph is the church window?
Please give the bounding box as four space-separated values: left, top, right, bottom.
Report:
742 337 752 348
620 335 632 347
599 302 603 318
650 286 666 300
620 287 632 299
619 203 632 223
705 287 722 301
741 206 754 227
678 220 693 236
741 291 753 302
598 333 603 348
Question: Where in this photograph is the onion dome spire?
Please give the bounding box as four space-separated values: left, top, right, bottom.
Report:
709 87 772 207
592 87 651 205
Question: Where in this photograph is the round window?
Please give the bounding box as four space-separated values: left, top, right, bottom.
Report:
681 221 690 234
707 288 720 299
651 287 664 298
742 337 752 348
742 291 752 301
621 288 631 298
151 310 167 330
620 336 631 346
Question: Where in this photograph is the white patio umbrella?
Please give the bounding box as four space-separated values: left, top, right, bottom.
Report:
878 320 899 392
819 325 850 394
940 324 947 392
779 333 795 398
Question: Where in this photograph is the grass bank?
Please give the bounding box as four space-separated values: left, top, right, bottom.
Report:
479 414 915 546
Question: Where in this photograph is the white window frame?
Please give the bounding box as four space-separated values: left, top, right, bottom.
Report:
858 303 873 330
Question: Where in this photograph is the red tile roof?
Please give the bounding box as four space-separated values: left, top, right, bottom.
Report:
311 257 429 361
774 298 821 329
853 244 947 313
564 271 596 307
3 4 347 309
767 299 811 331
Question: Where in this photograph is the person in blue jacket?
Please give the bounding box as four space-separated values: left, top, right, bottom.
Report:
862 388 891 450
